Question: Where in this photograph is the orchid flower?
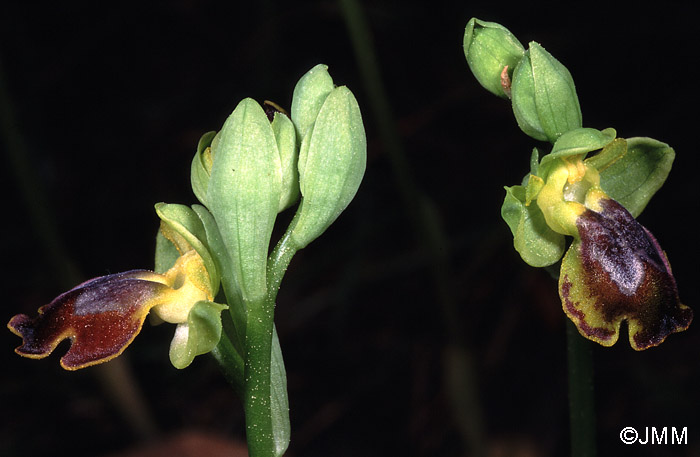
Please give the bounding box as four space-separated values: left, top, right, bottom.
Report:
8 222 226 370
7 64 367 457
501 128 692 349
534 142 691 349
465 18 692 350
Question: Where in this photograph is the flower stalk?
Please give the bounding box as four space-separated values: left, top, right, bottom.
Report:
7 64 366 457
464 16 691 457
566 320 596 457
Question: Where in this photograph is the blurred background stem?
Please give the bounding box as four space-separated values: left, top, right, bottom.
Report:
567 320 596 456
338 1 485 455
548 264 597 456
0 56 158 441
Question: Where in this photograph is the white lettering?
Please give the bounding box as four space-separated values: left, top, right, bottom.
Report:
672 427 688 445
620 426 688 445
652 427 667 444
639 427 649 445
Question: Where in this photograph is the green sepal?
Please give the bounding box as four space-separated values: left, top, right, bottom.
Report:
191 130 217 206
511 43 582 143
271 111 300 212
169 300 228 369
502 185 525 235
192 204 246 353
463 18 525 98
598 137 675 217
291 64 335 142
290 86 367 249
502 185 566 267
155 202 220 296
539 127 616 178
207 98 282 302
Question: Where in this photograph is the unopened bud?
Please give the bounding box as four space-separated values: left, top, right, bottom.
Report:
463 18 525 99
290 86 366 249
511 43 582 142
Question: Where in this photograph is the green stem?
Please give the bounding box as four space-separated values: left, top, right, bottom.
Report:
243 295 276 456
267 229 299 298
547 264 597 456
243 230 298 457
566 319 596 457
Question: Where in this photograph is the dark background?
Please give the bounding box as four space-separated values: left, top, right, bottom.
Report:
2 1 698 456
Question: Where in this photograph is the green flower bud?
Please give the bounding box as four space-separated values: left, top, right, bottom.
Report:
510 52 547 141
207 98 282 301
291 64 335 142
463 18 525 99
511 43 582 143
270 109 300 212
290 85 366 249
191 131 217 206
